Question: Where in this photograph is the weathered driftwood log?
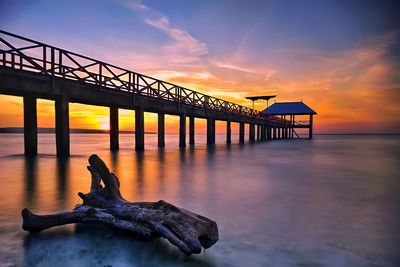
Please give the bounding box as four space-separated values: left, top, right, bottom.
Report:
21 154 218 255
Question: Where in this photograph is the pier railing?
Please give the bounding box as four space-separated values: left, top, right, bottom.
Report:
293 120 310 127
0 30 288 124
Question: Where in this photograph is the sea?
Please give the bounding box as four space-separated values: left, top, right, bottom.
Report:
0 133 399 267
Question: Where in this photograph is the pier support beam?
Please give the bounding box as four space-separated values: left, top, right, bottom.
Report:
290 115 293 139
277 127 281 139
309 114 313 139
135 107 144 151
267 126 271 140
249 123 255 142
179 114 186 147
239 122 245 143
109 107 119 150
226 119 231 144
261 125 266 141
189 116 195 145
158 113 165 147
207 117 215 145
256 125 260 140
55 95 70 157
273 127 277 139
23 95 37 156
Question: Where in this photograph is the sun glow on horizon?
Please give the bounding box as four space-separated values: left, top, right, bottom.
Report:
99 116 110 131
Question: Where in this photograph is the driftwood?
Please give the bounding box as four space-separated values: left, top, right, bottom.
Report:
21 154 218 255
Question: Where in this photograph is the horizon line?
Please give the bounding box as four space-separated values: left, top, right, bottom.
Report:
0 127 398 136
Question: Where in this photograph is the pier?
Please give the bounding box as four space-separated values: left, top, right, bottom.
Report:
0 30 314 156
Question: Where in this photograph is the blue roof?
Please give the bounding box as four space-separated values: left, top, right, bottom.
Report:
261 102 317 115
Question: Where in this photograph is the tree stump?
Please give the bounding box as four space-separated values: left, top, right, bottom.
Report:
21 154 219 255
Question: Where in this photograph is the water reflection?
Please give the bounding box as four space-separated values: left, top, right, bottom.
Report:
56 157 69 209
110 150 119 172
24 157 37 208
135 151 145 199
157 149 166 196
0 134 399 266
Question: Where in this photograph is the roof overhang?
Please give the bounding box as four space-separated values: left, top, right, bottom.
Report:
245 95 276 101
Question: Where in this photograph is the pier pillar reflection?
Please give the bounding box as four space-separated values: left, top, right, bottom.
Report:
23 95 37 156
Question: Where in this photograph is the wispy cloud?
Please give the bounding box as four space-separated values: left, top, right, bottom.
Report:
120 0 147 11
145 16 208 57
211 60 259 74
118 0 208 72
211 60 278 80
149 70 215 81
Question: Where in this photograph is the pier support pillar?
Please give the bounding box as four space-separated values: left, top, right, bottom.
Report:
55 95 70 157
207 117 215 145
267 126 271 140
261 125 266 141
189 116 195 145
135 107 144 151
179 113 186 147
109 107 119 150
290 115 293 139
278 127 281 139
309 114 313 139
239 122 245 143
158 112 165 147
273 127 277 139
249 123 255 142
23 95 37 156
226 119 231 144
256 125 260 140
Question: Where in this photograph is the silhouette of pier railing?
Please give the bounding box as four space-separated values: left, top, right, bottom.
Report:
0 30 287 124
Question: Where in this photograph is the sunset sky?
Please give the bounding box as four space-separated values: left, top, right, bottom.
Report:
0 0 399 133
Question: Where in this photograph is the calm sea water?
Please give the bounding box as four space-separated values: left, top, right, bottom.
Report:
0 133 399 267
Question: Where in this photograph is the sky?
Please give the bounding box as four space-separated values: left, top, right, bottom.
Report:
0 0 399 133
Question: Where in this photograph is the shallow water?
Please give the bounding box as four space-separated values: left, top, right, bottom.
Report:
0 134 399 267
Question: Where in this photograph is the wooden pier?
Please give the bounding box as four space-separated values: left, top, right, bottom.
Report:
0 30 314 157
